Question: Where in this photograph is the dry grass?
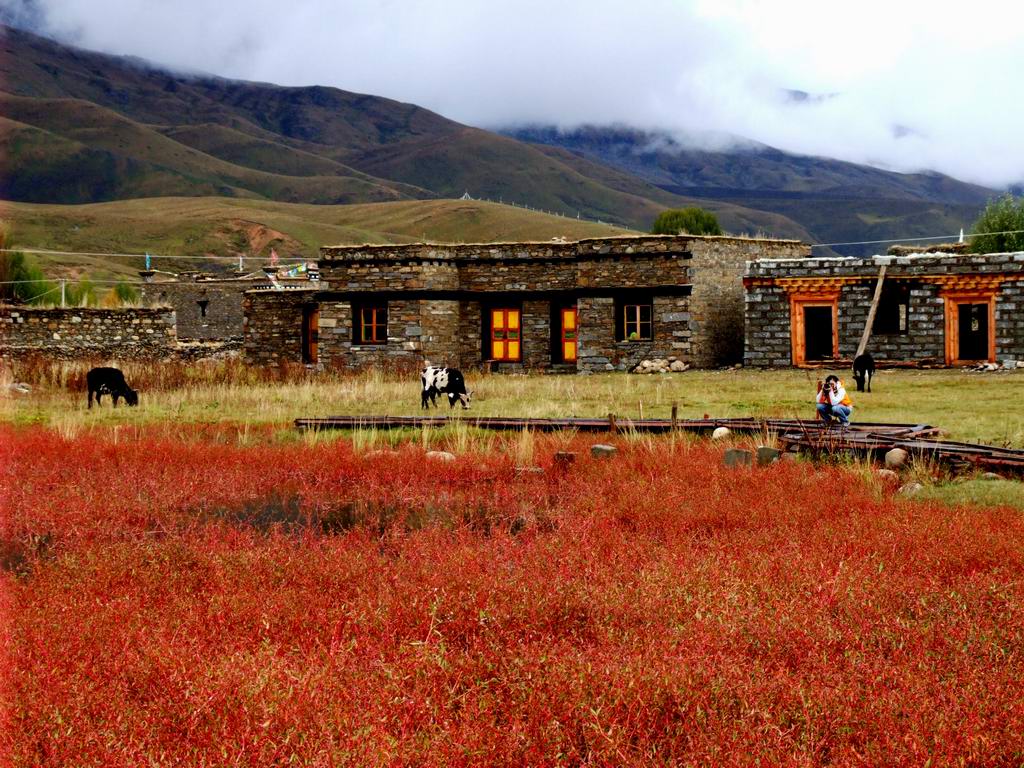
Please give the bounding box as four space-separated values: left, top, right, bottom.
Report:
2 361 1023 448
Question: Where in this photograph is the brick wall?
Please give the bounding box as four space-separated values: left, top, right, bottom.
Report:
0 306 177 360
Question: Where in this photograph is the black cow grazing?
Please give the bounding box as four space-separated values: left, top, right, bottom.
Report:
852 352 875 393
87 367 139 409
421 365 471 409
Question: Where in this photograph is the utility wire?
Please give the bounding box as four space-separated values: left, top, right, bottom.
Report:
2 228 1024 261
0 247 278 261
810 229 1024 249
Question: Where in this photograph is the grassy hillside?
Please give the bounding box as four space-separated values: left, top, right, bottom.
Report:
0 197 636 280
509 126 994 253
0 26 720 231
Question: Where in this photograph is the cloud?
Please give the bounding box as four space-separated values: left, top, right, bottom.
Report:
7 0 1024 187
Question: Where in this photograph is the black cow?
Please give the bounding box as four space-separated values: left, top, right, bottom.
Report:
87 367 139 409
421 365 471 409
852 352 875 393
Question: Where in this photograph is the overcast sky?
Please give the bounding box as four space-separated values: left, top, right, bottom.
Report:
8 0 1024 187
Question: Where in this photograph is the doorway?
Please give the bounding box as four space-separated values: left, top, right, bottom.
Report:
944 293 995 365
301 305 319 364
803 306 834 361
790 295 839 365
957 303 989 361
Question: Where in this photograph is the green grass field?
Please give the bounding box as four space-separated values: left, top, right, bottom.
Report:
3 364 1022 444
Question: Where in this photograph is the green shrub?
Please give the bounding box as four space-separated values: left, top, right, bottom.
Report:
651 207 723 236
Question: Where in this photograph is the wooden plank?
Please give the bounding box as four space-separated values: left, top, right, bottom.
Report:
856 265 887 359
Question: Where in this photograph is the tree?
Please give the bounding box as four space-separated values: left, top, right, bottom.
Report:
0 226 54 304
651 207 723 236
969 194 1024 254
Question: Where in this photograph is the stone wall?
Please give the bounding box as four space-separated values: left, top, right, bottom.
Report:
422 299 460 367
241 289 317 365
835 282 945 362
575 295 692 373
458 301 483 369
241 234 814 371
141 281 249 341
743 285 792 368
0 306 177 360
997 280 1024 360
688 238 810 367
744 251 1024 366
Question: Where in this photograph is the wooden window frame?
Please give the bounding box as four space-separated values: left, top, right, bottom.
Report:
942 290 996 365
490 307 522 362
352 302 388 345
561 306 579 363
619 303 653 342
790 292 839 366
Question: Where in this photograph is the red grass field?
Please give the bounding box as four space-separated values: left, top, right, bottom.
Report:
3 424 1024 766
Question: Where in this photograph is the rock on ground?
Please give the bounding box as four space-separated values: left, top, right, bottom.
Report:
885 448 909 468
426 450 456 462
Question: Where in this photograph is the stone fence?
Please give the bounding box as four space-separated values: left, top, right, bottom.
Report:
0 305 178 361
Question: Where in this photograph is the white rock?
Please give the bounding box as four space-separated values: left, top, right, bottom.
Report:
670 360 688 372
885 448 909 468
425 450 456 462
711 426 731 440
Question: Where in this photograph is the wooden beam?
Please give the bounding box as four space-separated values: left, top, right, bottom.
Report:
856 265 887 359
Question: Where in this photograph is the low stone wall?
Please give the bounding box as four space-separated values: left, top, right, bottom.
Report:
0 306 177 360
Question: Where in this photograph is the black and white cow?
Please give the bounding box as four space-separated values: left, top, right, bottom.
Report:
421 366 471 409
87 366 139 409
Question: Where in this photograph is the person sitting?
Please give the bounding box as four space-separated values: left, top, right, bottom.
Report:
816 374 853 427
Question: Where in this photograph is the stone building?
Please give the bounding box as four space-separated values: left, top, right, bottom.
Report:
139 269 320 347
744 251 1024 367
243 234 808 372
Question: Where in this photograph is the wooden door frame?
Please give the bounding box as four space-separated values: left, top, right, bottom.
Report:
942 290 996 365
301 304 319 365
790 291 839 366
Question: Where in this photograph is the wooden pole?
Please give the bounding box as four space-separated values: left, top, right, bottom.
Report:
608 413 617 434
856 265 887 359
671 403 678 430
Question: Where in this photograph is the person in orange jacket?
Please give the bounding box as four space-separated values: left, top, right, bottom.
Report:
816 374 852 427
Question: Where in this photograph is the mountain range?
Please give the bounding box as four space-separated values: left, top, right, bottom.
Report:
0 24 1000 255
